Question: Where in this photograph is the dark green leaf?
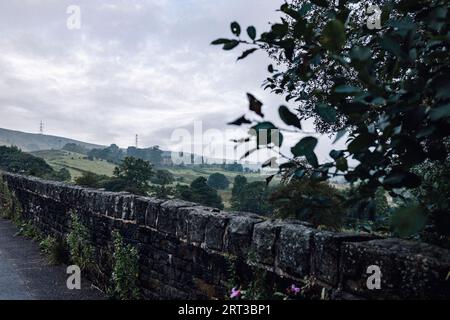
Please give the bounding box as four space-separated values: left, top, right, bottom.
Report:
305 152 319 168
298 3 312 16
329 150 344 160
211 38 232 45
380 35 404 58
336 157 348 171
228 115 252 126
223 40 239 50
316 103 337 123
293 19 307 39
241 148 257 159
262 157 277 168
247 26 257 40
279 106 302 129
334 85 362 95
429 104 450 121
271 23 289 38
320 20 346 53
250 122 281 147
266 174 275 185
291 136 318 157
348 134 372 154
247 93 264 117
280 3 301 20
237 48 258 61
383 169 421 188
311 0 328 8
231 22 241 37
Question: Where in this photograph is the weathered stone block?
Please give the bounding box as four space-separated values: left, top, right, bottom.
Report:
224 213 263 258
250 220 279 266
183 207 211 245
275 224 316 278
312 231 380 286
143 198 163 228
340 238 450 299
158 200 195 236
134 197 158 225
205 212 229 251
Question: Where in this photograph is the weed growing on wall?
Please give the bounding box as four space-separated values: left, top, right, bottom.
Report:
110 230 140 300
0 178 22 223
39 235 67 265
16 220 40 240
67 211 94 271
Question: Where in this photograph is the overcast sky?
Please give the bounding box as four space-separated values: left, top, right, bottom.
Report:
0 0 344 163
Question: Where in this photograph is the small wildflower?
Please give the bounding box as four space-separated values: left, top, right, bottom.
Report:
230 287 241 299
287 284 301 295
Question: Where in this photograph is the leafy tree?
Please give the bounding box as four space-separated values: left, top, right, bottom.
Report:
149 169 175 198
207 173 230 190
88 144 124 164
214 0 450 232
108 157 153 195
269 178 345 229
54 168 71 182
231 175 248 203
127 146 163 166
174 184 194 202
151 169 175 186
222 162 244 172
75 171 106 188
232 181 273 215
177 177 224 209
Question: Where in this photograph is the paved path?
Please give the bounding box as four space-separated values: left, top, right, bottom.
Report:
0 219 105 300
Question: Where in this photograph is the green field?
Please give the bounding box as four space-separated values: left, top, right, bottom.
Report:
31 150 116 180
31 150 271 209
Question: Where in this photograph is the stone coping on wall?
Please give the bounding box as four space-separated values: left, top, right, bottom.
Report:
1 171 449 300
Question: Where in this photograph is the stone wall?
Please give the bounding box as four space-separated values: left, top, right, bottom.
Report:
1 172 449 299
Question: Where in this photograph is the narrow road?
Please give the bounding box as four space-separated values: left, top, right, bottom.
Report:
0 219 105 300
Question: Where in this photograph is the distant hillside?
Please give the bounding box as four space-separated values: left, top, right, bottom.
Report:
0 128 104 152
31 150 116 180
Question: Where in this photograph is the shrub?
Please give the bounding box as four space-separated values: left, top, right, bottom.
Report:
207 173 230 190
232 181 274 215
269 178 344 229
176 177 224 209
151 169 174 186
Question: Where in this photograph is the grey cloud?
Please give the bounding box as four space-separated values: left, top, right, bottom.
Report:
0 0 342 163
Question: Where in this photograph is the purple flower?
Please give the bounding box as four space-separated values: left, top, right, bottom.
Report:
230 287 241 299
287 284 301 295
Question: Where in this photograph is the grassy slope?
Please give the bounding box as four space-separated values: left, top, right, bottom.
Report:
31 150 116 180
0 127 104 152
